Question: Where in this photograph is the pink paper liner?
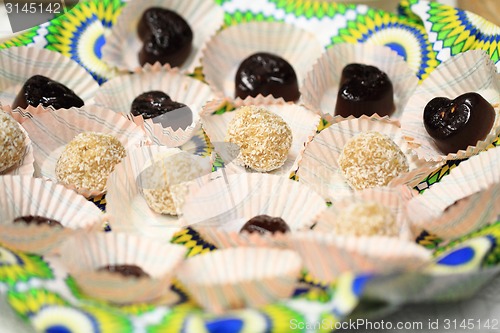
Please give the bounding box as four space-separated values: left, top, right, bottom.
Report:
59 231 187 304
0 110 34 176
176 247 302 314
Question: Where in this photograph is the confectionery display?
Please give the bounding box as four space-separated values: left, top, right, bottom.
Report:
334 63 395 118
225 105 292 172
423 92 495 154
338 131 409 190
235 52 300 102
240 215 291 235
13 215 63 228
12 75 84 109
55 132 126 192
137 7 193 67
97 264 150 279
0 112 25 173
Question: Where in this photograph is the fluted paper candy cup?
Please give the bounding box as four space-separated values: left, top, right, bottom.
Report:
9 105 148 198
201 96 320 177
287 232 432 283
408 146 500 239
300 43 418 117
401 50 500 162
0 46 98 107
201 21 323 100
102 0 224 73
297 115 440 201
0 175 106 255
176 247 302 314
59 232 187 304
0 110 34 176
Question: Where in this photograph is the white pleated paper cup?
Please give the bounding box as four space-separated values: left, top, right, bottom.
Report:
10 105 148 198
94 66 213 147
0 46 98 107
0 175 106 255
176 247 302 314
401 50 500 162
0 110 34 176
59 231 187 304
300 43 418 117
297 115 440 201
106 145 213 240
201 97 320 177
287 232 432 283
201 21 323 100
408 146 500 239
102 0 224 73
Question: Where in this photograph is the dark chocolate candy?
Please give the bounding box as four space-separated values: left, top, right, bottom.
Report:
423 92 495 155
12 75 84 110
240 215 290 235
334 63 394 118
235 52 300 102
138 7 193 67
13 215 63 228
97 264 150 278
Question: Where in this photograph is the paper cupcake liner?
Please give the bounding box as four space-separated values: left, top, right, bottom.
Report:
313 186 414 241
408 146 500 239
94 66 213 147
105 145 213 240
287 232 432 283
297 115 440 201
0 46 99 107
0 175 106 255
201 96 321 176
201 21 324 100
0 111 34 176
101 0 224 73
59 231 187 304
300 43 418 118
401 50 500 162
176 247 302 314
9 105 148 197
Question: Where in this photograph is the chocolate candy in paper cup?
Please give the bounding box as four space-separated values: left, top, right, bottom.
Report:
0 110 34 176
0 175 106 255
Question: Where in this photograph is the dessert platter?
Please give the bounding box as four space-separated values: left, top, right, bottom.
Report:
2 0 500 332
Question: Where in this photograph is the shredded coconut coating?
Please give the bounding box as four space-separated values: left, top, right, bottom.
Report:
0 112 26 173
55 132 126 192
225 105 292 172
141 151 205 215
333 201 399 237
338 131 409 190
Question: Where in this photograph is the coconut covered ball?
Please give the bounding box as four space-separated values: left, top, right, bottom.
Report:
338 131 409 190
0 112 26 173
55 132 126 192
225 105 292 172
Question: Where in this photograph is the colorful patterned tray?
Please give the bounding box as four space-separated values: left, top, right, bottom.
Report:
2 0 500 332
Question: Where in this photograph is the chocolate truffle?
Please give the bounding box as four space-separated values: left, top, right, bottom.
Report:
225 105 293 172
338 131 409 190
55 132 126 192
240 215 290 235
0 112 26 173
334 63 394 118
13 215 63 228
98 264 150 278
12 75 84 110
423 92 495 155
235 52 300 102
138 7 193 67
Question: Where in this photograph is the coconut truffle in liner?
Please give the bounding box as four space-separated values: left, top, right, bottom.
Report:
0 112 26 173
55 132 126 193
225 105 292 172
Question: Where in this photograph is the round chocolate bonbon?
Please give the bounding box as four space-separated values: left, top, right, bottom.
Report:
13 215 63 228
97 264 150 278
240 215 291 235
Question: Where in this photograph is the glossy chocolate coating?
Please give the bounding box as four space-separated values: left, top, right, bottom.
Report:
97 264 150 278
423 92 495 155
13 215 63 228
240 215 290 235
131 91 187 119
12 75 84 110
138 7 193 67
235 52 300 102
334 63 394 118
